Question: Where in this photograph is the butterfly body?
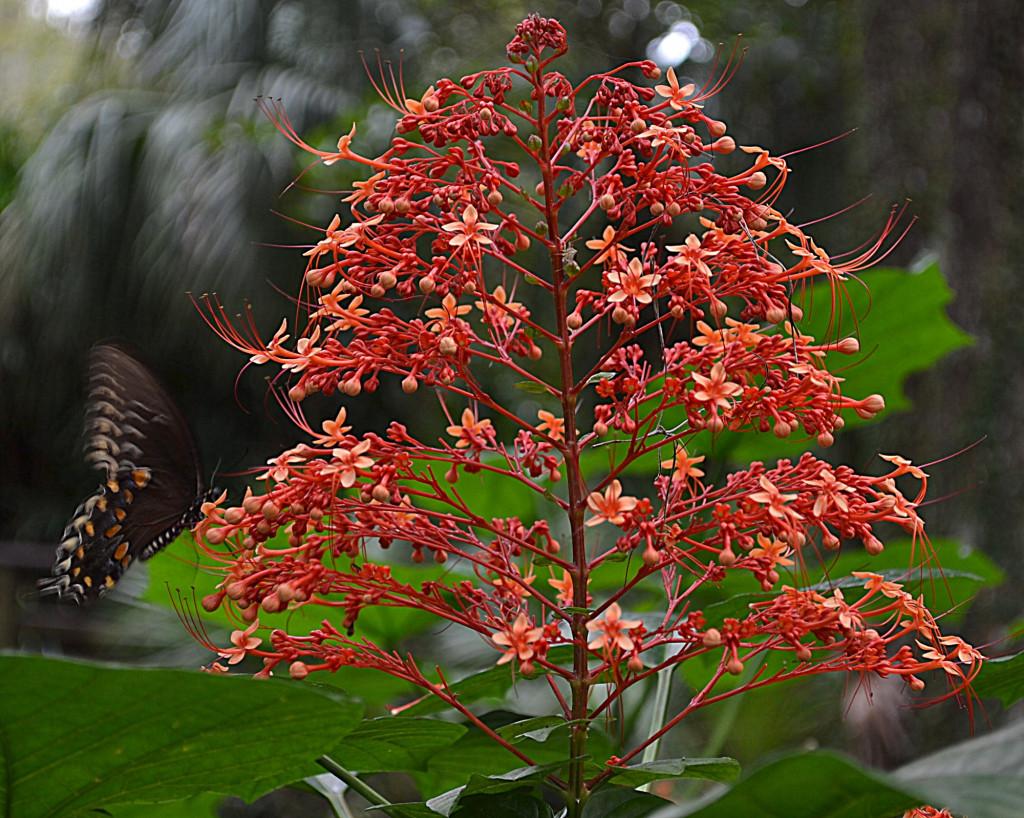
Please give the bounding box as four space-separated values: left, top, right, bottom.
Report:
41 345 215 603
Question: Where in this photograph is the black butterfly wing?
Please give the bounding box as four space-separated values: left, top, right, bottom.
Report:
42 344 208 603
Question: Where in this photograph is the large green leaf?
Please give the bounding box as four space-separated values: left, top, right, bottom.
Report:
605 757 740 788
582 788 674 818
398 664 520 717
893 720 1024 818
425 763 563 817
453 791 555 818
338 717 467 773
650 752 924 818
0 654 363 818
143 535 461 649
717 262 972 463
972 651 1024 708
107 794 224 817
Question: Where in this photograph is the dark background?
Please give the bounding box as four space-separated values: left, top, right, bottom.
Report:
0 0 1020 791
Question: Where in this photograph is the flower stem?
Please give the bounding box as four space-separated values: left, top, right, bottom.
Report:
317 755 392 811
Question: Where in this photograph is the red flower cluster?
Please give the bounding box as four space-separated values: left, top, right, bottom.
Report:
189 14 980 807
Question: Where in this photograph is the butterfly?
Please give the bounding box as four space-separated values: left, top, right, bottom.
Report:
41 344 218 603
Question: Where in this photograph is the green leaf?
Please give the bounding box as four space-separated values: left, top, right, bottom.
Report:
720 262 972 463
454 791 555 818
653 752 924 818
399 665 518 717
495 716 569 743
515 380 553 395
973 651 1024 707
107 794 224 817
605 757 740 788
0 654 364 818
425 763 563 817
578 263 972 477
582 788 674 818
143 536 456 649
893 720 1024 818
337 717 467 773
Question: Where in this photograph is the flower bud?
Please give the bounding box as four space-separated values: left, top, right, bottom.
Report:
642 543 660 567
205 527 228 545
709 298 728 320
594 421 608 437
289 661 309 680
202 592 225 612
746 171 767 190
439 337 458 355
855 394 886 419
765 305 787 324
817 431 834 447
628 654 644 673
718 546 736 566
837 337 860 354
863 535 884 555
402 374 419 394
261 593 282 613
419 276 436 294
262 502 281 521
277 582 297 603
702 628 722 647
726 657 745 675
343 378 362 396
712 136 736 154
599 193 615 210
707 119 727 138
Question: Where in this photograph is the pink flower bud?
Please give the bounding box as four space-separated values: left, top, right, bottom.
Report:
289 661 309 680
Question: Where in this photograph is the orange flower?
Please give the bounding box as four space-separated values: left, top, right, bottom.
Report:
853 572 906 599
586 480 638 527
220 621 262 665
446 408 494 449
492 613 544 665
666 234 717 278
749 475 804 524
442 204 499 247
316 407 352 446
661 446 705 485
654 67 695 110
537 410 564 442
475 285 526 328
548 570 574 606
426 293 472 330
749 534 794 568
606 258 661 305
587 603 642 651
343 171 385 204
585 225 632 265
332 439 373 488
692 363 743 409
